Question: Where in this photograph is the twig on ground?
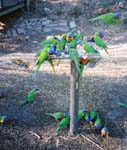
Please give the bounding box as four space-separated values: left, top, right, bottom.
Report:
28 131 41 140
79 134 104 150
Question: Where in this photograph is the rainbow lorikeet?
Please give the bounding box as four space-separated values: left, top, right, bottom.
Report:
94 115 102 130
101 126 109 137
88 12 122 25
93 32 109 54
0 115 8 123
46 112 68 121
36 48 49 72
56 38 67 51
20 88 39 105
69 49 81 75
56 117 70 133
89 109 97 123
118 102 127 109
84 112 90 123
41 36 58 47
82 41 99 54
78 108 87 121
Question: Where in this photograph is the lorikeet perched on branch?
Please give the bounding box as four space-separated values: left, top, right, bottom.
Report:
36 48 49 72
93 32 109 54
82 41 99 54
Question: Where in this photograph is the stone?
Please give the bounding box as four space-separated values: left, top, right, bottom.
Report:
44 7 51 13
11 28 17 37
107 109 125 121
43 26 69 32
6 29 12 38
0 33 6 38
41 20 52 26
17 28 26 34
69 21 76 28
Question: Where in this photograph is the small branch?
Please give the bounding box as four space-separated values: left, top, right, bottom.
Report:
79 134 104 150
28 131 41 140
49 54 101 60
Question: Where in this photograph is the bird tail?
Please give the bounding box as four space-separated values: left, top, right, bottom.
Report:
88 17 99 22
45 113 53 117
48 59 55 73
33 64 40 79
104 48 109 55
55 126 61 133
20 99 28 106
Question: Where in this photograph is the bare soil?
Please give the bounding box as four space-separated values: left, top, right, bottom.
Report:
0 0 127 150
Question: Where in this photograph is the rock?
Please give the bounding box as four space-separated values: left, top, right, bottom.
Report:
0 33 6 39
11 28 17 37
0 89 6 98
107 109 124 120
44 7 52 14
69 21 77 28
6 29 12 38
17 28 26 34
122 12 127 24
43 26 69 32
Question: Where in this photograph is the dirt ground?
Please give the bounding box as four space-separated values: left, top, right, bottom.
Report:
0 0 127 150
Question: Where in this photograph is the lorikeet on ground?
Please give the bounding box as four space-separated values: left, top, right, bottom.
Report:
118 102 127 109
20 88 39 105
46 112 67 121
94 115 102 130
101 126 109 137
84 112 90 123
88 12 122 25
78 108 87 121
56 117 70 133
89 109 97 123
0 115 8 123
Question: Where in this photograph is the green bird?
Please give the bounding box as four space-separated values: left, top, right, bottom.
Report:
88 12 122 25
68 39 77 49
94 115 102 130
36 48 49 72
69 49 81 75
101 126 109 137
48 58 55 73
20 88 39 105
41 36 58 47
93 32 109 54
82 41 99 54
78 108 86 121
37 45 51 57
89 109 97 123
74 33 83 41
46 112 67 121
84 112 90 123
57 38 67 51
56 117 70 133
118 102 127 109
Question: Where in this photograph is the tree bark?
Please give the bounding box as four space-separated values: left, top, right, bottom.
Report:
70 61 79 135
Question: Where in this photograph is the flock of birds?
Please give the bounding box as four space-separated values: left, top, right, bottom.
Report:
46 109 109 137
0 12 123 137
